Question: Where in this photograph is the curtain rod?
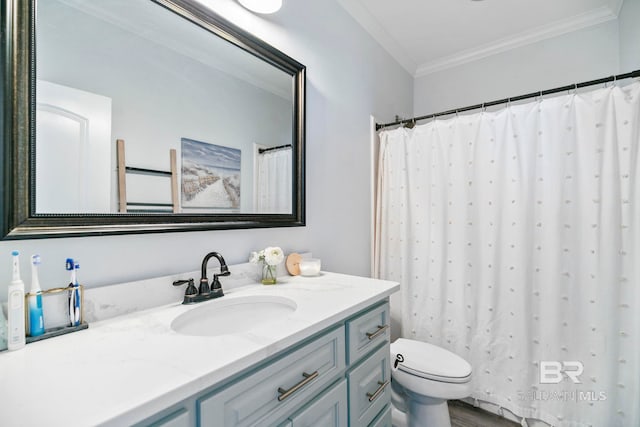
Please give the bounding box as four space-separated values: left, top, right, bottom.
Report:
258 144 291 154
376 69 640 131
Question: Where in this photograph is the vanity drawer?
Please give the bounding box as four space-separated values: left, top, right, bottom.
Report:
289 379 347 426
346 302 390 364
198 326 346 426
347 344 391 427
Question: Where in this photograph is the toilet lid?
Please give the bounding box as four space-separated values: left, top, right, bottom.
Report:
391 338 472 384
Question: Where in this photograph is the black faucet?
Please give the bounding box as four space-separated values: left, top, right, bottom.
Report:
172 252 230 304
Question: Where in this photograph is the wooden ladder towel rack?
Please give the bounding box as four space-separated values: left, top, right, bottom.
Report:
116 139 179 213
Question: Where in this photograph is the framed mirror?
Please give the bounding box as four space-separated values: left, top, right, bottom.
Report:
1 0 305 239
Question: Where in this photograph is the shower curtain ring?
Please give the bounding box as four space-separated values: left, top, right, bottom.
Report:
482 103 486 113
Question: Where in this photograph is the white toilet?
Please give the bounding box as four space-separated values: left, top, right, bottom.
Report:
390 338 472 427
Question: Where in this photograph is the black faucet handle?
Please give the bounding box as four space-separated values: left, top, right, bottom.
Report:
210 272 227 294
173 278 198 304
186 279 198 297
173 278 198 297
173 278 190 286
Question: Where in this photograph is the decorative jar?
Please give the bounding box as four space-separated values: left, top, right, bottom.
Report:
261 264 277 285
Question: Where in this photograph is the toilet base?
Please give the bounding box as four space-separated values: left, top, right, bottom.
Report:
408 395 451 427
391 405 408 427
391 396 451 427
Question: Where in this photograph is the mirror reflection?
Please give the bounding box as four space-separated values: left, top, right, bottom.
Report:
35 0 294 215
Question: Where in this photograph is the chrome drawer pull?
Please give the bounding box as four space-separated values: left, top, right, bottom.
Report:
277 371 319 402
366 379 390 402
365 324 389 340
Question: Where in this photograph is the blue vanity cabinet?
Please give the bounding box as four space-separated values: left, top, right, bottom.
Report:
138 300 392 427
345 302 392 427
147 409 191 427
198 326 346 426
137 402 196 427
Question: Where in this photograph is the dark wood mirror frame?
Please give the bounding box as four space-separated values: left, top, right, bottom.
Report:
1 0 305 239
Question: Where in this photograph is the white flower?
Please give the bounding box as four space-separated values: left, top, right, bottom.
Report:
263 246 284 266
249 247 283 266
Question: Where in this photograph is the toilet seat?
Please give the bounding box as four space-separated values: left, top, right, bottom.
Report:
391 338 472 384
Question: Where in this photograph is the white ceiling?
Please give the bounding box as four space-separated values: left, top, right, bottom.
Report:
337 0 624 77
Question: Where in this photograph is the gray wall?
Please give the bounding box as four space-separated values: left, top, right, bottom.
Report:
0 0 413 293
620 0 640 71
413 20 621 115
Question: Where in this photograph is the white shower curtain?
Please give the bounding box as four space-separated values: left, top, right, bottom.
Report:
375 82 639 427
256 147 292 213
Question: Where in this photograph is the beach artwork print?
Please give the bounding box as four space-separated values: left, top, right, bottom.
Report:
181 138 241 210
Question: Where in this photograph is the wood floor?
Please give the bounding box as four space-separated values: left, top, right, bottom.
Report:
449 400 519 427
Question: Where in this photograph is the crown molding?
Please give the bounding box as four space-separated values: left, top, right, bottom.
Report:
338 1 624 79
335 0 417 75
610 0 625 15
415 5 618 77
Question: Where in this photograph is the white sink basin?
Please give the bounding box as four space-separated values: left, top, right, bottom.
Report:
171 295 297 337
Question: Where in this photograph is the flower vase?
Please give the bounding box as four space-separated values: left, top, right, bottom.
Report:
261 264 277 285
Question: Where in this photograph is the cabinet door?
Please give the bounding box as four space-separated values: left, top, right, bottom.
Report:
347 344 391 427
199 326 346 426
290 379 347 427
346 303 390 364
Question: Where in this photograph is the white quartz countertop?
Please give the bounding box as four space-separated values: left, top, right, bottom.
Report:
0 272 399 427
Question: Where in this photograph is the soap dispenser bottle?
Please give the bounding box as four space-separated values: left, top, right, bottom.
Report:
7 251 26 350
